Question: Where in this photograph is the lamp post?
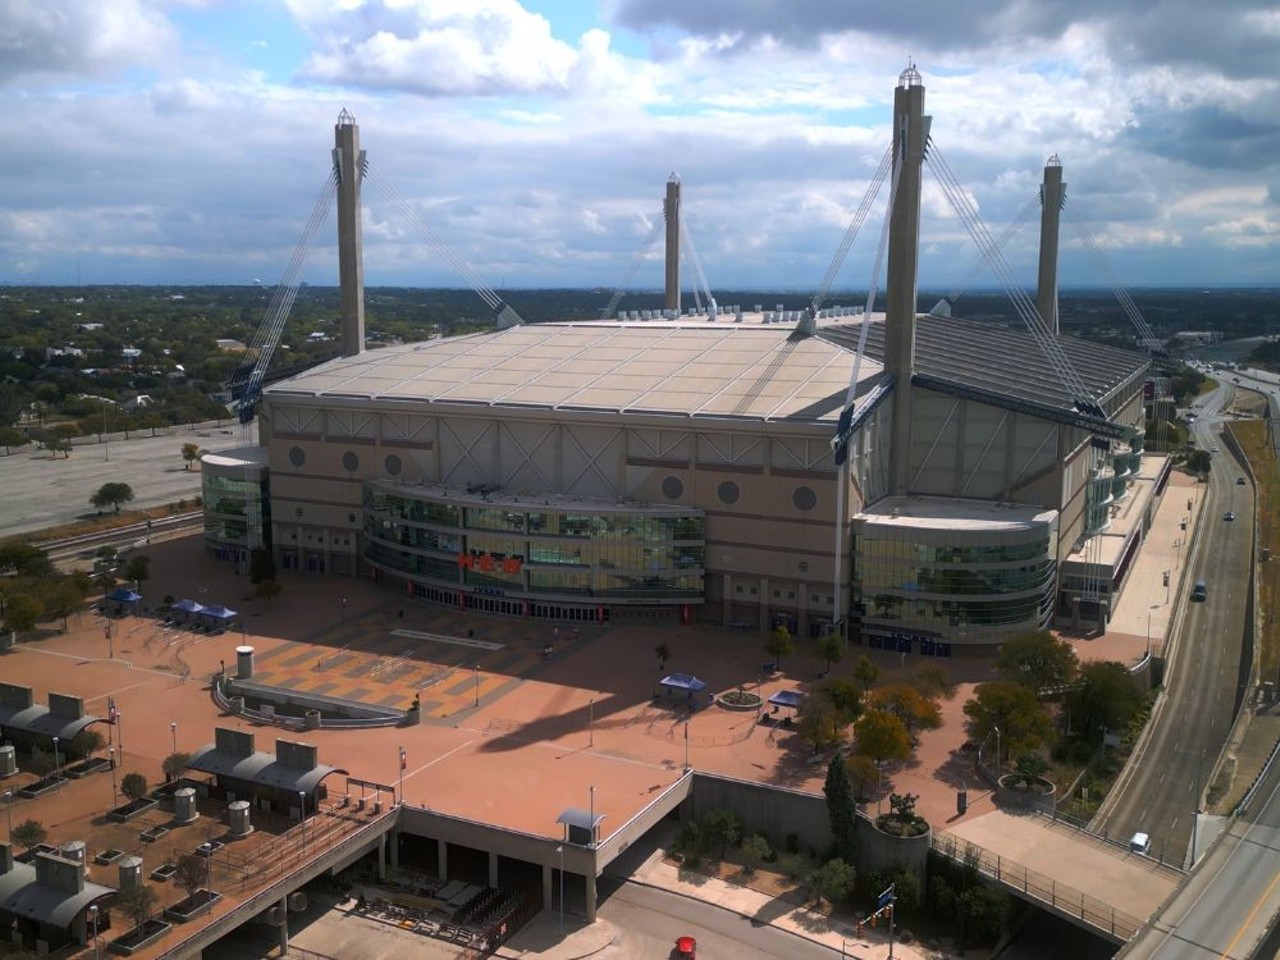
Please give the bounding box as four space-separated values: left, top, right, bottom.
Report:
116 712 123 754
473 664 480 707
992 726 1002 777
89 904 101 960
555 844 564 935
102 402 109 463
298 791 307 851
52 736 60 786
170 721 178 756
108 748 117 807
3 789 12 842
588 698 594 748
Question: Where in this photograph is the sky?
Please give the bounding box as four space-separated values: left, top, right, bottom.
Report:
1 0 1277 293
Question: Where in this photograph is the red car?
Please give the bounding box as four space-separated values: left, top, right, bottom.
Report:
673 935 697 958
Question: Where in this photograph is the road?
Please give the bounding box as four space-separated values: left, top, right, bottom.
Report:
0 422 250 537
1119 743 1280 959
595 878 841 959
1094 380 1251 867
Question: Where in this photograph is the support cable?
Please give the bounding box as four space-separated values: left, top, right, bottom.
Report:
945 193 1038 306
1066 216 1161 347
679 217 714 314
601 211 665 319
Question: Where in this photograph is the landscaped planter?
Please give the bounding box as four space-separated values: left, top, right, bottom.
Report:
64 757 113 779
996 774 1058 814
109 798 159 822
139 826 169 843
858 815 932 883
94 849 125 866
716 690 763 712
150 862 178 882
108 919 171 955
165 889 222 922
17 775 65 798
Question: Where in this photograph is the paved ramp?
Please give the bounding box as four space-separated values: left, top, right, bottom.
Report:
939 810 1182 941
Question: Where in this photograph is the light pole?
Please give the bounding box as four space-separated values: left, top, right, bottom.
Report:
102 402 109 463
170 721 178 756
89 904 101 960
555 844 564 935
992 726 1002 777
588 698 594 748
473 664 480 707
683 721 690 772
108 748 117 807
116 712 123 754
52 737 60 786
298 791 307 851
3 789 12 842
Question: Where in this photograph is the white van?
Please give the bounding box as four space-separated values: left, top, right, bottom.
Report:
1130 831 1152 855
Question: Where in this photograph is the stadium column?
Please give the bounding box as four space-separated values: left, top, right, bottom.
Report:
664 175 681 314
885 68 929 495
335 110 366 358
1037 156 1066 335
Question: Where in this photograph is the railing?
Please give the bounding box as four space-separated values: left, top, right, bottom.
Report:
930 833 1144 942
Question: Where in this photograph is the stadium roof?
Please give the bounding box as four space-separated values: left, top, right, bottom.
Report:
267 321 883 425
267 312 1146 428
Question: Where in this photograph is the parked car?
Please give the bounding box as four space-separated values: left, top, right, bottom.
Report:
1238 476 1247 485
1224 511 1236 522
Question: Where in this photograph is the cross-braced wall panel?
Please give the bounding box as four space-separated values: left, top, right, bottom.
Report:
439 418 496 486
561 424 625 498
497 421 559 493
381 412 434 446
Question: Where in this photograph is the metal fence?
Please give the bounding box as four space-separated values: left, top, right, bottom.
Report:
930 833 1143 942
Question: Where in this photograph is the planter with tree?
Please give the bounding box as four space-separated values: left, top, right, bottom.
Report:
164 853 222 921
109 772 159 821
110 883 170 954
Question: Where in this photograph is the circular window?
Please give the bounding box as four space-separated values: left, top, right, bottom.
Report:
793 486 817 511
798 561 809 573
342 451 359 473
348 513 357 524
288 446 306 468
717 481 740 505
662 475 684 500
385 454 403 476
294 507 304 518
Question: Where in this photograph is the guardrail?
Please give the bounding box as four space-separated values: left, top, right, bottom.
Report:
32 511 204 556
930 832 1144 943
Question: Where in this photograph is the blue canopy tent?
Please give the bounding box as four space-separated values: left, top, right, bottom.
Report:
108 588 141 604
172 598 204 622
201 604 237 621
655 673 709 709
768 690 804 710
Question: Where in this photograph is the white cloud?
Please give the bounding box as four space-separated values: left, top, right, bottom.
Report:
0 0 176 84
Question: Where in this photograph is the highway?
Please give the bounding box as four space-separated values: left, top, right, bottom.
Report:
1094 381 1252 867
1120 746 1280 959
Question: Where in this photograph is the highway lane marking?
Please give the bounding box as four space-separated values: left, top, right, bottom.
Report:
1218 867 1280 959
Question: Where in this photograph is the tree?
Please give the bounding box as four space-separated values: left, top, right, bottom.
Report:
90 482 135 514
869 683 942 739
808 858 856 909
116 883 159 932
43 581 83 632
0 542 51 578
121 772 148 801
249 547 276 585
4 593 42 636
907 662 956 700
846 754 880 803
854 709 913 765
162 752 191 783
121 555 151 590
255 579 282 602
11 819 47 850
853 655 880 690
996 630 1078 692
68 729 104 761
962 680 1055 756
181 442 201 470
798 677 863 750
1186 448 1212 476
740 834 772 875
824 756 857 861
44 422 78 458
701 809 741 859
173 853 209 898
1067 661 1146 741
0 427 29 455
1010 751 1050 787
816 632 844 671
655 642 671 672
765 626 794 668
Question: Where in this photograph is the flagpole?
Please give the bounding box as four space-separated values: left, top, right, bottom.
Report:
398 746 405 805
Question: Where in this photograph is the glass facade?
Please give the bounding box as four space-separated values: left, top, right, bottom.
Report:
363 483 705 605
852 524 1057 642
203 468 271 554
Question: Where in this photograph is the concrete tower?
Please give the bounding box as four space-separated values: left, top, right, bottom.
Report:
664 174 681 314
1037 155 1066 335
334 109 366 358
885 66 930 494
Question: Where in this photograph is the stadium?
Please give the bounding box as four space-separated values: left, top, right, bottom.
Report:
207 68 1155 655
